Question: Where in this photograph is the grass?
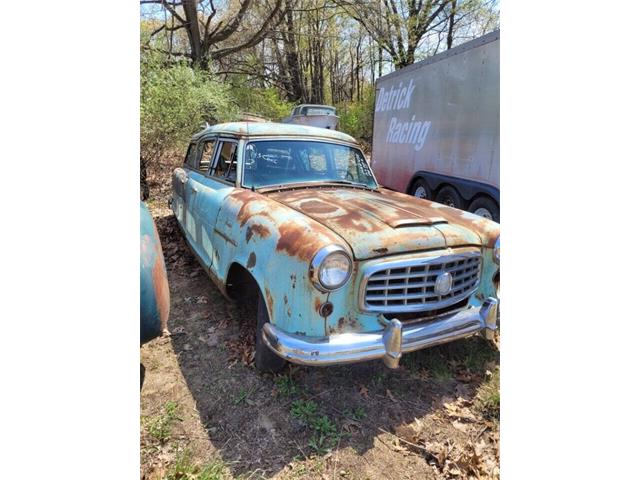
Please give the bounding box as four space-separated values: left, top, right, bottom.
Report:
475 367 500 419
147 401 181 443
233 388 251 405
403 337 499 380
344 406 366 421
165 450 227 480
290 400 342 455
275 374 299 397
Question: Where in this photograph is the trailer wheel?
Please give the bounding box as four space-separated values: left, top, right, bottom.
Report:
469 196 500 222
435 186 463 209
410 179 430 199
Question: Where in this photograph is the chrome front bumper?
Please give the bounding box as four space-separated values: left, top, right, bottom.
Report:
262 297 499 368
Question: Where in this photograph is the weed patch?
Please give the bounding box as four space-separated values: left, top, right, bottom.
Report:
475 368 500 419
290 400 342 455
275 374 299 397
147 401 181 443
166 450 227 480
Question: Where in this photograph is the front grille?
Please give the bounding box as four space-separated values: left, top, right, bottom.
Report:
361 252 481 313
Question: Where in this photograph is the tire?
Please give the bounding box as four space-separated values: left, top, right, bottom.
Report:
255 291 287 373
469 196 500 222
410 178 430 200
435 185 463 209
140 363 146 390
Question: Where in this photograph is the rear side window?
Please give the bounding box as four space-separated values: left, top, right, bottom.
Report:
196 139 217 173
212 141 238 182
185 143 197 167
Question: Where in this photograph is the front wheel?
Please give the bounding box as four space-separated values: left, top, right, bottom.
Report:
255 292 287 373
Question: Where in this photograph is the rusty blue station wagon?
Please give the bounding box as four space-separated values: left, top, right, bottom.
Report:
171 122 500 372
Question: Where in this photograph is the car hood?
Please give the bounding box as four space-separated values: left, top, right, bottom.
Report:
265 187 498 260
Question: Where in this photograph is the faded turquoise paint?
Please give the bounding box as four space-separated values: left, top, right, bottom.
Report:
212 188 350 337
172 126 500 343
192 122 358 144
140 202 170 344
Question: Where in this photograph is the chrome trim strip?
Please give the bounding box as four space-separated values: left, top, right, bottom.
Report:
262 298 499 368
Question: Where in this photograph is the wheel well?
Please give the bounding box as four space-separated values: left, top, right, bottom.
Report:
469 192 499 206
435 183 460 197
226 262 259 302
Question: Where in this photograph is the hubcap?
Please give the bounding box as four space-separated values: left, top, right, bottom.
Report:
473 207 493 219
414 186 427 199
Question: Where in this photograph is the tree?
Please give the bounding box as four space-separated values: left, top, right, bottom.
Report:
336 0 451 69
140 0 286 70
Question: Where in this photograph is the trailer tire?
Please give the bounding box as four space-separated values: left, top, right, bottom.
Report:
469 196 500 222
255 291 287 373
435 185 463 209
410 178 431 200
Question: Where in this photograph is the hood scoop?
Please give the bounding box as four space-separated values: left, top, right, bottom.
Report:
387 217 448 228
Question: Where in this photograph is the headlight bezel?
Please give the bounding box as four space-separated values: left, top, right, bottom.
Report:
310 245 353 292
493 235 500 264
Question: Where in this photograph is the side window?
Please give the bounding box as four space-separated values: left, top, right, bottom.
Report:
212 141 238 182
197 139 217 173
185 143 198 167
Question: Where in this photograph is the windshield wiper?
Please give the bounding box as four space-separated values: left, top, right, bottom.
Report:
326 180 377 191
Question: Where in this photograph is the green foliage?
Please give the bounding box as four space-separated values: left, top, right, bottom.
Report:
140 55 236 160
228 79 293 121
166 450 227 480
337 87 376 148
147 401 181 443
290 400 342 454
275 374 299 397
475 368 500 419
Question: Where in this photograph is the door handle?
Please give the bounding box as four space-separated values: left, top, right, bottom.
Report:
190 185 199 193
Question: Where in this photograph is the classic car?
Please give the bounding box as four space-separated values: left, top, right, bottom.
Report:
171 122 499 372
140 201 170 345
282 104 339 130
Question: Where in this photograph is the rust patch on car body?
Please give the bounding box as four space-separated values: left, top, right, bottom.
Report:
298 200 339 215
246 223 270 243
265 288 274 318
276 220 331 261
314 297 322 313
247 252 256 269
332 315 360 334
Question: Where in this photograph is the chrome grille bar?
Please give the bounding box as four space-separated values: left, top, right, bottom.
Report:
360 251 482 313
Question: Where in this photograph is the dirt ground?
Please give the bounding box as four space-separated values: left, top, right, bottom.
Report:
141 180 500 480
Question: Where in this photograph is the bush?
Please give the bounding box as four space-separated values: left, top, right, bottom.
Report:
140 56 236 198
228 79 293 121
336 87 375 150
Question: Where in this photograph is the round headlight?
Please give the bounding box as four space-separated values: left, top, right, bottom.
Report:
493 236 500 264
310 245 352 291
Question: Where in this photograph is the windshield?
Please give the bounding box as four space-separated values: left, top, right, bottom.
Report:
243 140 377 190
302 106 335 115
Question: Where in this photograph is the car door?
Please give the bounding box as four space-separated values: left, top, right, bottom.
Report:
172 142 197 228
190 138 240 272
183 137 218 266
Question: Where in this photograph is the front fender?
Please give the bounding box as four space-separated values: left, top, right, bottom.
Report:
214 190 351 336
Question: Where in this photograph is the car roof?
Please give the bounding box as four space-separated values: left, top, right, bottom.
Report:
296 104 336 110
192 121 355 144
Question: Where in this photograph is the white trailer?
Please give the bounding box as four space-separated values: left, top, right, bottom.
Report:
371 30 500 221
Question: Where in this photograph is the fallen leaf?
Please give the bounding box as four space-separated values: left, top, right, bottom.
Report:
359 385 369 398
